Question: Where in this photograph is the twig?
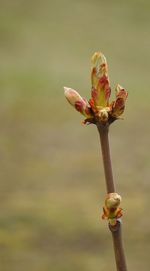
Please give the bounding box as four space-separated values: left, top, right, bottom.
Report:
64 51 129 271
97 123 128 271
97 124 115 193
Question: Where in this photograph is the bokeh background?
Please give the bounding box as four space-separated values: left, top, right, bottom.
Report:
0 0 150 270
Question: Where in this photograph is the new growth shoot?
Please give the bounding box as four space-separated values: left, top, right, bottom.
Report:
64 52 128 271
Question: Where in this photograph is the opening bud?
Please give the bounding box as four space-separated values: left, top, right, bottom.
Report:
64 87 92 118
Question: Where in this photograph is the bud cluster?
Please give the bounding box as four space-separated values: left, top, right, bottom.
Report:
64 52 128 125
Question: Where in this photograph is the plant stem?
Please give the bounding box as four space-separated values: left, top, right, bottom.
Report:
97 124 115 193
97 123 128 271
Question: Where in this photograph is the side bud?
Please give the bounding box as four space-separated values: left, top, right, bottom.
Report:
64 87 92 118
105 193 122 209
111 84 128 118
102 193 123 225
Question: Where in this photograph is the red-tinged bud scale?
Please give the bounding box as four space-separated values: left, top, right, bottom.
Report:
91 52 111 109
64 87 92 118
111 84 128 118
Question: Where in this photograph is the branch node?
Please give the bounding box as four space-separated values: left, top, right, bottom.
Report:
109 220 121 232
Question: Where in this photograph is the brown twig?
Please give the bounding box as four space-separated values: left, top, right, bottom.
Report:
97 123 128 271
97 123 115 193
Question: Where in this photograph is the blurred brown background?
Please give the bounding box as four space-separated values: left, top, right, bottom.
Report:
0 0 150 270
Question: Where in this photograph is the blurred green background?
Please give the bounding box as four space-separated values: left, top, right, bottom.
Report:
0 0 150 270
